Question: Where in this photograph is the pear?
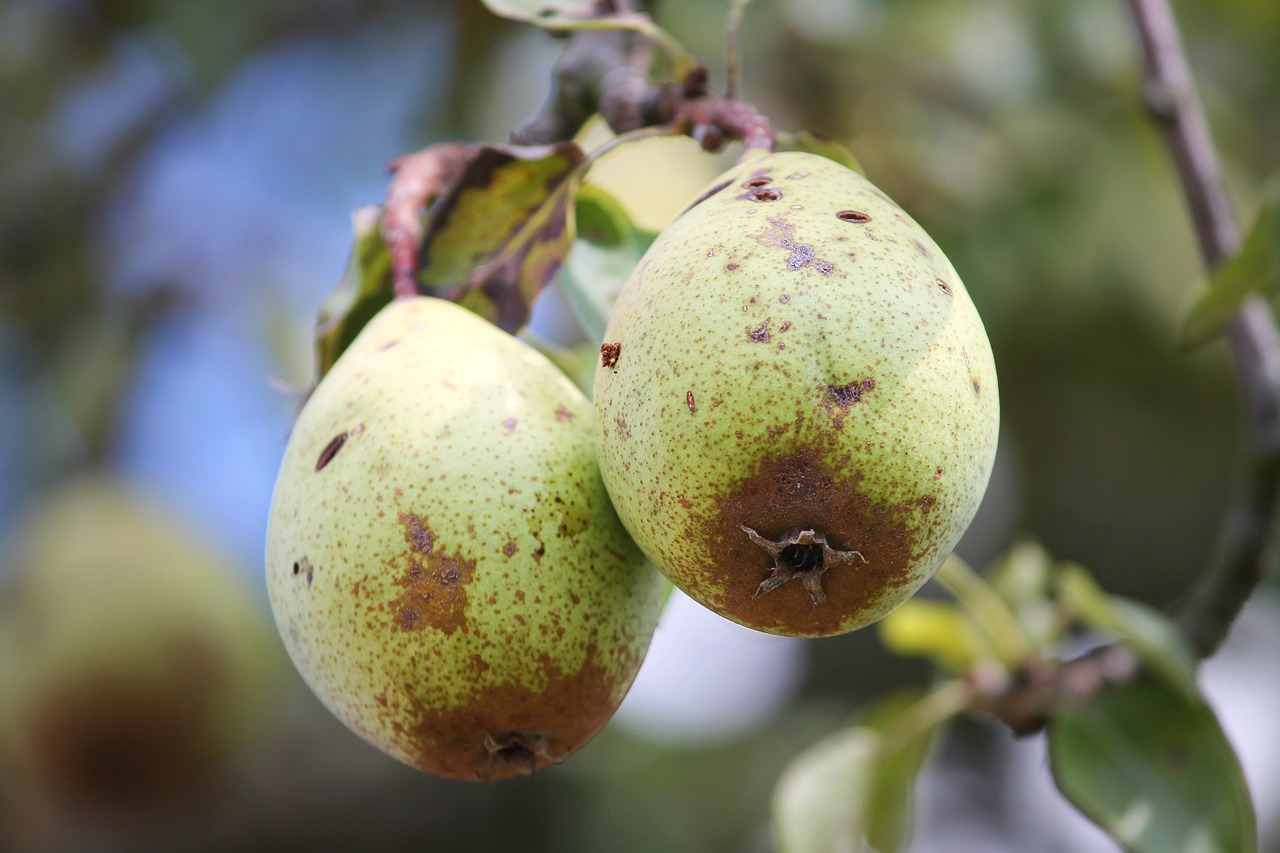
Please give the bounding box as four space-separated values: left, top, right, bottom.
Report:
594 151 999 638
0 476 278 813
266 296 664 781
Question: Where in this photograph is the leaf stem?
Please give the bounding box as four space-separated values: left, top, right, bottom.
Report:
1123 0 1280 657
935 557 1035 668
724 0 755 100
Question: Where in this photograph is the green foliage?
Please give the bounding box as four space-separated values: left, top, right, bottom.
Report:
1181 175 1280 349
772 687 964 853
314 207 394 382
774 130 864 174
1049 677 1257 853
556 185 655 343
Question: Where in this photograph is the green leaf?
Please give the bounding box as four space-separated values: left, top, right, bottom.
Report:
555 185 654 342
1180 179 1280 349
1049 677 1256 853
314 206 393 381
986 540 1064 649
480 0 634 28
775 130 864 174
773 686 964 853
1057 564 1198 702
418 142 585 333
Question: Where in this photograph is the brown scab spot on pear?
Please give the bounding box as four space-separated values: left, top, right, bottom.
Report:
936 278 953 296
827 378 875 408
502 418 518 434
390 512 475 635
384 645 630 781
686 391 696 414
555 405 574 422
701 448 921 636
600 342 621 369
748 322 770 343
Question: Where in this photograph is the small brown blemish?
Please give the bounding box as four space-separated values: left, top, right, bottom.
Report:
787 172 810 180
555 405 574 422
936 278 953 296
741 177 772 188
972 379 981 395
600 342 621 369
815 262 833 276
786 243 815 271
827 378 876 408
748 322 770 343
935 466 943 481
502 418 518 434
292 558 314 586
837 210 872 223
316 432 348 471
615 417 631 439
381 340 400 351
780 321 792 332
727 263 739 271
779 294 790 304
686 391 696 414
503 541 517 557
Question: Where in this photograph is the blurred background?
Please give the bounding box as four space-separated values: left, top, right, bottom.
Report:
2 0 1280 849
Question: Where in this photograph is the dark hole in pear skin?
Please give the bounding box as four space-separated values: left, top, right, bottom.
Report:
780 543 823 572
316 432 348 471
837 210 872 223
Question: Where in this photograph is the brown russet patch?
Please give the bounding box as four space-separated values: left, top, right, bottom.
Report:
385 644 630 781
700 448 933 635
391 512 475 635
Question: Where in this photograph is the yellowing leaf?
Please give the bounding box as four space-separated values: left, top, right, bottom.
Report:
418 142 585 332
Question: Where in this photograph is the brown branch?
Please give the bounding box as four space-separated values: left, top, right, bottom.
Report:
1126 0 1280 659
974 0 1280 736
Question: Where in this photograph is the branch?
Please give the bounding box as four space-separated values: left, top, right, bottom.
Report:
1125 0 1280 658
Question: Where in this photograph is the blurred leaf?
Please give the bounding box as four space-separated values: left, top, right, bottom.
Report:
419 142 585 333
480 0 633 27
314 206 393 381
1057 564 1198 701
1049 677 1256 853
1180 178 1280 349
775 130 864 174
986 540 1064 649
877 599 985 671
773 687 960 853
556 185 655 342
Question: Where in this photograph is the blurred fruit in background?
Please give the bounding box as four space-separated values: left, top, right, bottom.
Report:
0 476 282 823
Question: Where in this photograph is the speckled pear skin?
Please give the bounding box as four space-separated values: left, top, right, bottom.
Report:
266 296 664 781
594 151 999 638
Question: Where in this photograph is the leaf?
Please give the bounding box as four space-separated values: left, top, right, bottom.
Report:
556 185 655 342
1056 564 1198 702
417 142 585 333
1180 178 1280 349
480 0 631 28
877 599 986 671
1049 676 1257 853
775 130 864 174
314 206 393 381
986 540 1063 649
773 688 956 853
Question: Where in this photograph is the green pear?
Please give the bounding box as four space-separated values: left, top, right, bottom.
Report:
266 296 664 781
594 151 999 638
0 476 278 812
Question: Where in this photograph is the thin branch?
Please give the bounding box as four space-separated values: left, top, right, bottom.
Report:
1125 0 1280 658
724 0 754 100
